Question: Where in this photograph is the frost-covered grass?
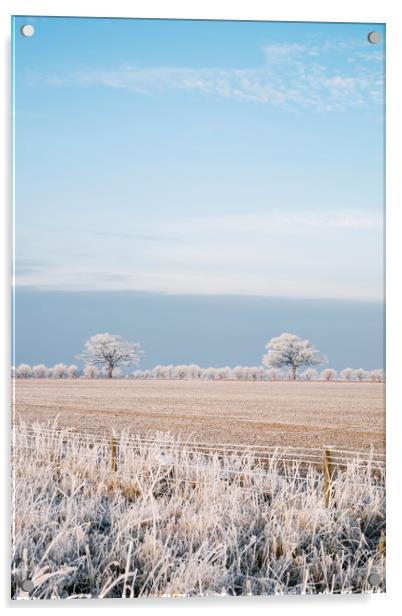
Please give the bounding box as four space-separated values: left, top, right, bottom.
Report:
11 423 385 599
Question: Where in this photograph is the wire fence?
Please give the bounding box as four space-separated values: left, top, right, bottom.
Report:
13 426 386 465
12 425 386 496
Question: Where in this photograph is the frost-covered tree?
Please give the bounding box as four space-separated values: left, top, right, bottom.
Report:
188 364 202 379
233 366 246 380
368 369 385 383
84 365 98 379
152 365 165 379
47 368 56 379
340 368 354 381
155 365 175 379
246 366 260 381
174 365 188 380
266 367 280 381
165 365 175 379
133 369 150 379
354 368 368 382
53 363 67 379
263 333 326 381
100 365 121 378
67 364 79 378
11 366 15 378
32 364 48 378
301 368 318 381
77 333 142 378
320 368 337 381
216 367 232 380
16 363 32 378
203 367 217 380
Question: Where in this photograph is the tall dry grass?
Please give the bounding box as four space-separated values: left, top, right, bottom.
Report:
11 423 385 599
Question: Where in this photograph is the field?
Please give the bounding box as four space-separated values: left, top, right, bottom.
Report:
13 379 385 453
12 379 386 598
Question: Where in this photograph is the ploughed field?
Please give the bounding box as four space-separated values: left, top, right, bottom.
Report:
13 380 385 453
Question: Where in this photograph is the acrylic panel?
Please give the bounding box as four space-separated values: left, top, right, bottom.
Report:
11 16 385 599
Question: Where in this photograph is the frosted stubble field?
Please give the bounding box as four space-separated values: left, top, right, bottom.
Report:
14 380 385 452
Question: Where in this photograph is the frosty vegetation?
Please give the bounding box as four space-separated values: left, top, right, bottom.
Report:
12 424 385 598
12 331 385 382
12 363 385 382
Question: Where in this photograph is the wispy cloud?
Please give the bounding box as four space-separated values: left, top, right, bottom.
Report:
156 209 382 235
30 38 383 112
15 208 383 301
92 231 169 242
14 259 53 277
13 264 382 302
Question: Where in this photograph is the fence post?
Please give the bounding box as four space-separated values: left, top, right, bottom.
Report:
59 438 68 466
323 447 334 507
111 437 118 472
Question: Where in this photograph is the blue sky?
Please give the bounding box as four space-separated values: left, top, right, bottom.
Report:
13 17 384 302
14 289 384 371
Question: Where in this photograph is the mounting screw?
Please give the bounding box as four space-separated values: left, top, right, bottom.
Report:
367 31 380 45
21 24 35 37
21 579 34 592
368 572 380 587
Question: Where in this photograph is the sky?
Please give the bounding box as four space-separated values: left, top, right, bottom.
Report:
12 17 385 368
14 289 384 371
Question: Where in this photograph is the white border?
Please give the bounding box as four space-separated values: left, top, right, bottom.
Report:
1 1 401 614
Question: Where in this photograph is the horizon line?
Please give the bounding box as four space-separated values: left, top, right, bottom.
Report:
13 285 384 304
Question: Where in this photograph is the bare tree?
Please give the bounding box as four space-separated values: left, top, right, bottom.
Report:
32 364 48 378
152 365 165 379
16 363 32 378
266 368 281 381
245 367 260 381
233 366 245 380
263 333 326 381
67 364 80 378
165 365 175 379
152 365 175 379
54 363 67 379
368 369 385 383
203 367 217 380
320 368 337 381
340 368 354 381
188 364 202 379
354 368 368 382
216 367 231 380
84 365 99 379
174 365 188 380
77 333 143 378
301 368 318 381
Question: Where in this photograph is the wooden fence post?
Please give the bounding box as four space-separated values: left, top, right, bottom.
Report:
323 447 334 507
111 437 118 472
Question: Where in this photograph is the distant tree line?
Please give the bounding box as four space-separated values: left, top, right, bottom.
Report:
11 362 384 382
132 365 385 382
12 332 384 382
